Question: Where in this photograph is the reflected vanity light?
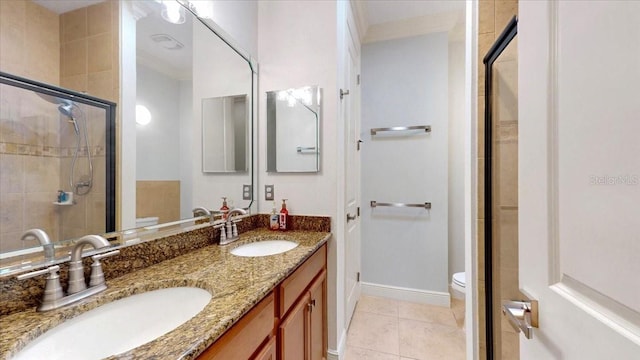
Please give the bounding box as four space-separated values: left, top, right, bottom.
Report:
136 105 152 126
161 0 185 24
277 87 313 107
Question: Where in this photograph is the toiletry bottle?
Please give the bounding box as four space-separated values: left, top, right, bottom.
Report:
220 197 229 220
269 202 279 230
279 199 289 231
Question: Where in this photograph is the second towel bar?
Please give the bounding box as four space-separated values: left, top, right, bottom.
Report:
370 201 431 209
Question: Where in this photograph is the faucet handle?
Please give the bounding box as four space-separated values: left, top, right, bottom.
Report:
17 265 64 305
89 250 120 287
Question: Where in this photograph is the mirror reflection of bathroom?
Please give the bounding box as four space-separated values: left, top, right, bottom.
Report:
0 74 115 258
266 85 320 173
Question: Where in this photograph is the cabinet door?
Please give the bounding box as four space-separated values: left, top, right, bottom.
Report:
309 270 326 360
279 292 310 360
254 336 276 360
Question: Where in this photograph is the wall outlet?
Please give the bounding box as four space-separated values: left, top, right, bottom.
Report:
265 185 274 201
242 185 252 200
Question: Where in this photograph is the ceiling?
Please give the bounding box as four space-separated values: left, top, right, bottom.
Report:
362 0 465 25
33 0 105 14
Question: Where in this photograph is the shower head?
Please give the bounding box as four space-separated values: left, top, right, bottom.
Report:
57 102 79 134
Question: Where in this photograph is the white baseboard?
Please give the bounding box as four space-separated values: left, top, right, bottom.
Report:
361 282 451 307
327 329 347 360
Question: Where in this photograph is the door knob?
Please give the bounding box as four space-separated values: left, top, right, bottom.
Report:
346 213 356 222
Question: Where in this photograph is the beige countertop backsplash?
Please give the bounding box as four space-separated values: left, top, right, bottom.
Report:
0 215 330 360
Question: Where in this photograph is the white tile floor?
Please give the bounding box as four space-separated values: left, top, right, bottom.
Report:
345 295 466 360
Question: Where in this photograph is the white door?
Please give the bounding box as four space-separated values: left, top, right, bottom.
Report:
344 6 361 327
518 1 640 358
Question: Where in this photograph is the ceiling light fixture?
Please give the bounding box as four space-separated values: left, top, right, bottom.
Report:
161 0 185 24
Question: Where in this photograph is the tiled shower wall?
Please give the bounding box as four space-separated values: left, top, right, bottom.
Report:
0 0 118 251
477 1 519 359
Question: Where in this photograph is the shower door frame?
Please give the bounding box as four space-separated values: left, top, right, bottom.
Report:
481 16 518 360
0 71 117 233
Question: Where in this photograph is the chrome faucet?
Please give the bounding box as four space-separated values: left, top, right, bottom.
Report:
67 235 111 293
21 229 54 262
219 208 247 245
192 206 213 222
17 235 119 312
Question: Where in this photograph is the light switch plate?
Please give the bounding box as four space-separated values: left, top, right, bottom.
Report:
265 185 274 201
242 185 252 200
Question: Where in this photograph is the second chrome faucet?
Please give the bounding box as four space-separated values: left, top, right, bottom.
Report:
219 208 247 245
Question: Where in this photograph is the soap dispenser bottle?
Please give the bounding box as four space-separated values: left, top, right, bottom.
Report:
270 202 279 230
279 199 289 231
220 197 229 220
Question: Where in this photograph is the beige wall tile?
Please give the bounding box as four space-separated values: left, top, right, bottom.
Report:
501 330 519 359
61 7 87 43
23 191 58 234
136 181 180 224
86 191 106 233
0 154 24 193
478 32 496 97
479 0 495 35
61 39 87 77
0 19 26 76
61 74 88 93
477 220 485 281
478 96 485 157
88 70 113 100
497 142 518 207
88 33 112 73
477 159 485 219
498 208 518 270
495 1 518 34
87 1 111 36
24 156 59 193
0 231 22 252
0 192 23 234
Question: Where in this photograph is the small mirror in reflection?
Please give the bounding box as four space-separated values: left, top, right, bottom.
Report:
202 95 249 173
266 86 321 173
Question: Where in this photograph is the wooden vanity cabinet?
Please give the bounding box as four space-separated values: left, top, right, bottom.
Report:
278 246 327 360
196 243 327 360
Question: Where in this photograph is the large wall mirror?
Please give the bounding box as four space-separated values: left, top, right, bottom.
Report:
266 86 321 173
0 0 256 274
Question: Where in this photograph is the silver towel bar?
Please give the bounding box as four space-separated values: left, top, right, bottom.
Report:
297 146 318 154
370 201 431 209
370 125 431 136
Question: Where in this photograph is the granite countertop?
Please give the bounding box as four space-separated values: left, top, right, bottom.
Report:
0 228 330 360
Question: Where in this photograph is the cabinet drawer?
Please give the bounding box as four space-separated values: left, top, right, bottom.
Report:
197 292 275 360
279 245 326 317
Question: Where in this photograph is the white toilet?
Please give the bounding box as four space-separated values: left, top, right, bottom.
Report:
451 272 466 296
451 272 466 329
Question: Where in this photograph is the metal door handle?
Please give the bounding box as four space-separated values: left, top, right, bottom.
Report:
502 299 538 339
346 213 356 222
340 89 350 99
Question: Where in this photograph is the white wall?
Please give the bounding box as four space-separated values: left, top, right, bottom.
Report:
136 64 181 180
179 79 193 218
257 0 340 352
448 32 466 279
191 8 255 211
361 33 449 294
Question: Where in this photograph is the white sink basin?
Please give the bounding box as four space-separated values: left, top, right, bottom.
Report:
13 287 211 360
230 240 298 257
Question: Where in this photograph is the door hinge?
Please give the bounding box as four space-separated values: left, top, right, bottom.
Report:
357 272 360 282
357 139 363 151
357 207 360 217
357 74 360 85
